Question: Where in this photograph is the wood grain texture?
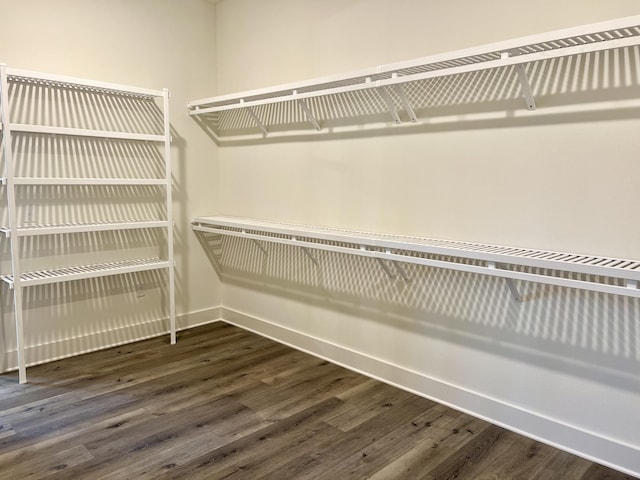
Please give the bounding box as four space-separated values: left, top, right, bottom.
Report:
0 322 636 480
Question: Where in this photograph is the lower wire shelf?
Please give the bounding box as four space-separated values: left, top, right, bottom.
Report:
1 258 170 288
192 215 640 299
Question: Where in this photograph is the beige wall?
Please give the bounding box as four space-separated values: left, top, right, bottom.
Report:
215 0 640 258
214 0 640 474
0 0 221 367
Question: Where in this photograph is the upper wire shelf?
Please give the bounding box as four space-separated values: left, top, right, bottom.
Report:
188 15 640 140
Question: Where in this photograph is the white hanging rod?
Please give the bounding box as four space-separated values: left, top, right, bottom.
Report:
189 15 640 114
192 216 640 299
10 124 164 142
6 67 164 98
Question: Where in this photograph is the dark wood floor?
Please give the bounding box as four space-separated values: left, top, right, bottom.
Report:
0 322 635 480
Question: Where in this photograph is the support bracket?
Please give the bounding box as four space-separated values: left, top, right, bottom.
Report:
292 235 319 266
302 247 319 266
488 261 523 302
393 261 411 282
377 252 411 282
392 74 418 122
241 100 268 135
242 230 268 255
295 92 321 131
251 239 268 255
376 257 396 279
515 64 536 110
502 51 536 110
377 86 402 125
504 277 523 303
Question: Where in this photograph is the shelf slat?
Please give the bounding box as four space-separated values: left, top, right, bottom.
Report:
10 124 164 142
192 215 640 298
1 220 168 237
6 67 164 98
0 258 170 288
12 177 167 186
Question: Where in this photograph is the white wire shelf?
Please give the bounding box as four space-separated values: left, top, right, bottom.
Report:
9 123 164 142
188 15 640 138
192 215 640 299
10 177 167 186
0 258 170 288
6 67 164 99
0 220 169 237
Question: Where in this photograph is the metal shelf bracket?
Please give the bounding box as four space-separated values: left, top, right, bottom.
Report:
377 253 411 282
376 257 396 279
250 238 268 256
377 86 402 125
292 235 319 265
295 91 322 131
393 261 411 282
302 247 319 266
503 51 536 110
488 261 523 302
515 64 536 111
392 73 418 123
242 100 268 135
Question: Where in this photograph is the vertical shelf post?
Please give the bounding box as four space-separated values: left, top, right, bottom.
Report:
163 89 176 345
1 65 27 383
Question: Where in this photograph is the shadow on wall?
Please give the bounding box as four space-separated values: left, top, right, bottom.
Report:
196 232 640 394
193 47 640 145
0 268 171 373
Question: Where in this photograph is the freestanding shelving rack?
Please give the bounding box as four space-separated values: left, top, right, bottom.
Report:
0 65 175 383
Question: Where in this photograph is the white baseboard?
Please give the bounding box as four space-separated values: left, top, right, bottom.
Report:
2 306 223 372
220 306 640 478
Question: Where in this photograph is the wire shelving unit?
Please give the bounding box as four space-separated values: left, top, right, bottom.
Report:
0 65 176 383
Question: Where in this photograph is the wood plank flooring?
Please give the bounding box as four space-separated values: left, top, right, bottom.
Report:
0 322 636 479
